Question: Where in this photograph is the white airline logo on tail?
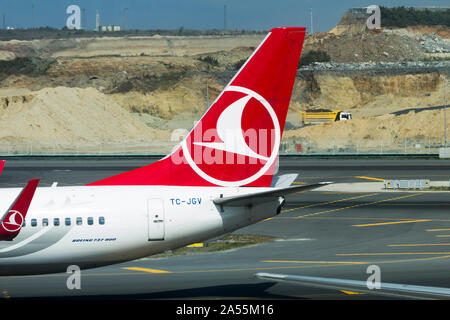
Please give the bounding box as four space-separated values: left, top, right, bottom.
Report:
182 86 281 187
193 94 269 161
2 210 24 232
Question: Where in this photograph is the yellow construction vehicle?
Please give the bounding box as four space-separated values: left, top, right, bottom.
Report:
299 110 352 125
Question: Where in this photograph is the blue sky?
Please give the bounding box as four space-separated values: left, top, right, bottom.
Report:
1 0 449 31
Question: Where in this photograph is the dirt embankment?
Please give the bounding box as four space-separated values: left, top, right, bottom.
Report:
290 72 446 118
303 30 427 62
109 74 224 119
0 87 169 145
404 25 450 39
284 108 449 151
0 24 448 153
112 69 446 125
0 66 446 150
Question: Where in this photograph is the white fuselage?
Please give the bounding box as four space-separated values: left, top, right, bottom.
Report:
0 186 278 276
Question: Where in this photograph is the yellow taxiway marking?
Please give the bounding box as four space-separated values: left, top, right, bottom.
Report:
336 252 450 256
300 216 450 223
355 176 385 182
352 219 431 227
436 235 450 238
2 290 10 299
187 243 204 248
300 216 448 222
292 182 308 185
7 253 450 280
262 260 367 265
262 254 450 267
388 243 450 247
426 229 450 232
296 193 421 219
170 263 373 274
122 267 172 274
319 192 363 195
341 290 365 295
380 203 450 206
282 193 378 214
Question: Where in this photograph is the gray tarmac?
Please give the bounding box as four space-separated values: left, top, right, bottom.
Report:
0 157 449 300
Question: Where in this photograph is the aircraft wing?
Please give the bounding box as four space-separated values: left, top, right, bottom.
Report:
255 272 450 300
213 182 331 207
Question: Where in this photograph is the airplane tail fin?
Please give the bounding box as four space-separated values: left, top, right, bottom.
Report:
0 179 40 241
88 27 306 187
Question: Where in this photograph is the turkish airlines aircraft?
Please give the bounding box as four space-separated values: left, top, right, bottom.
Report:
0 27 328 276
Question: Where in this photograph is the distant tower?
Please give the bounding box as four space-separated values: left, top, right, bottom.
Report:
32 2 35 28
224 5 227 30
96 10 100 31
310 8 314 34
82 8 86 30
123 8 128 31
2 14 5 29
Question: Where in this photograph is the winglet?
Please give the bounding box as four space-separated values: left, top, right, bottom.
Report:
0 160 5 176
0 179 40 241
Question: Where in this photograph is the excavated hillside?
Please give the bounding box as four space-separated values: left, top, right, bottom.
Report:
291 69 446 117
0 87 169 153
0 34 264 60
283 108 449 154
0 13 449 154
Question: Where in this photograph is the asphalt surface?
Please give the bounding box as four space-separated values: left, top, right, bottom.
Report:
0 158 449 300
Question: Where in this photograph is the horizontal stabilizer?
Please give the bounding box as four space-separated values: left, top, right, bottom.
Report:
255 273 450 300
213 182 331 207
0 160 5 176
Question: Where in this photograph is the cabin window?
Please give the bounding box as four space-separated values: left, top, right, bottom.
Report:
87 217 94 225
31 219 37 227
22 220 26 227
76 217 82 226
65 218 71 226
99 216 105 225
54 218 60 226
42 218 49 227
